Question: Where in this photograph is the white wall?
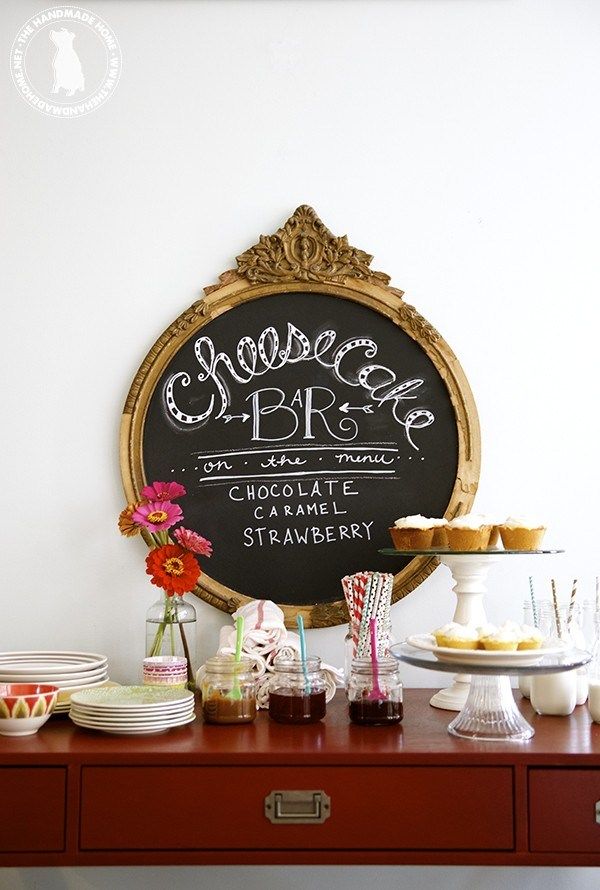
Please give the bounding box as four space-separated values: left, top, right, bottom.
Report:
2 0 600 887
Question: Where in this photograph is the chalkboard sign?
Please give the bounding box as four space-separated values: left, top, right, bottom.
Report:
121 207 480 626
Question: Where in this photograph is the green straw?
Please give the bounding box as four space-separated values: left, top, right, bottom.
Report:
229 615 244 700
296 614 310 695
235 614 244 662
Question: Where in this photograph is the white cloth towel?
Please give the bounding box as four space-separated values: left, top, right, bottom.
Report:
198 600 344 701
218 647 268 679
219 600 288 655
265 631 301 669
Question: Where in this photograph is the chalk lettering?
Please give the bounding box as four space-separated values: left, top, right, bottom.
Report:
241 520 375 547
227 479 360 502
260 453 307 469
249 388 299 441
334 452 395 466
165 321 435 448
203 458 233 474
304 387 357 442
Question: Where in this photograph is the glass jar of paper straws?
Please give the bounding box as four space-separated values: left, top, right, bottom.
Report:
342 571 394 682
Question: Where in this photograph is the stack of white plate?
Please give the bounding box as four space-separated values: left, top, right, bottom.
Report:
0 651 110 714
69 685 195 734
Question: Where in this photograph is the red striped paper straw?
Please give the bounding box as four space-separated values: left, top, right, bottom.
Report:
352 572 368 655
341 575 352 612
353 572 367 625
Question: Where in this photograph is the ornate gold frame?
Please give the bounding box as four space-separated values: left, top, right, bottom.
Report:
121 206 480 628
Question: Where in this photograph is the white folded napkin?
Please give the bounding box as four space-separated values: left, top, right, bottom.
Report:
265 631 301 668
220 600 289 655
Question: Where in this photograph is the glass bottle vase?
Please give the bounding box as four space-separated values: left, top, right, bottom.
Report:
145 593 197 687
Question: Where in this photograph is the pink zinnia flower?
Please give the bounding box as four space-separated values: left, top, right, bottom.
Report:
132 500 183 531
174 527 213 557
141 481 187 501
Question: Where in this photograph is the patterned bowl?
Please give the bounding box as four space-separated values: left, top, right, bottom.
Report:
143 656 187 687
0 683 59 736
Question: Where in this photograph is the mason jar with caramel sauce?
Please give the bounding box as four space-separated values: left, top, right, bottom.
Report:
201 655 257 724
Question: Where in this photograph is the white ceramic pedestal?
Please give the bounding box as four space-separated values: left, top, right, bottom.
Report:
429 553 499 711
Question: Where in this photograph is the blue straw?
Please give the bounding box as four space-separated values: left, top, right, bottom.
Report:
296 614 310 694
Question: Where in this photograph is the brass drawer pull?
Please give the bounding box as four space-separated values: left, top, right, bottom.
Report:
264 790 331 824
596 801 600 825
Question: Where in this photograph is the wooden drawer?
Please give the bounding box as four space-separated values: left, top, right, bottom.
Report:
529 768 600 852
0 767 66 852
80 765 513 851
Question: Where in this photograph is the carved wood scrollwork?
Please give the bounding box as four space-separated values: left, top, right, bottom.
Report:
205 205 390 293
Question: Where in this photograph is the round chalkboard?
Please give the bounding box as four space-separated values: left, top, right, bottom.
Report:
121 208 480 626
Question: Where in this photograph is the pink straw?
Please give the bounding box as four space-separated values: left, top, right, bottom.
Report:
367 618 384 701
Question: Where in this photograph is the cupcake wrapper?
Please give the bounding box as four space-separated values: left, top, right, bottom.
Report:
499 527 546 551
445 526 492 551
389 527 435 550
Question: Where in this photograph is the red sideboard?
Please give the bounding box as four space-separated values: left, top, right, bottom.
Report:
2 689 600 867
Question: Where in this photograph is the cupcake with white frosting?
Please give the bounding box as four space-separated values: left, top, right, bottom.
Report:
475 623 498 648
480 622 520 651
474 513 504 547
445 515 492 551
389 514 447 550
498 516 546 551
517 624 545 650
433 622 479 650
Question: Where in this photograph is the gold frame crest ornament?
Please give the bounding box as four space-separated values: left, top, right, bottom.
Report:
121 206 480 627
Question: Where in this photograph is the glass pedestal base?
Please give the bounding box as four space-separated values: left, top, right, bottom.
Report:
447 674 534 741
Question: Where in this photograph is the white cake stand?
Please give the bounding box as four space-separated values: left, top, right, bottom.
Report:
429 553 498 710
380 548 564 711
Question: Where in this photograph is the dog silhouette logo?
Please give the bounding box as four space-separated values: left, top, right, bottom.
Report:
10 6 121 117
50 28 84 96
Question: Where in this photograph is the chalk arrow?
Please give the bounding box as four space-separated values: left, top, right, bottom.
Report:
339 402 374 414
223 413 250 423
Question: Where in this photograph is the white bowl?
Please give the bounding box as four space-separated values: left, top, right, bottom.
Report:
0 711 54 736
0 683 58 736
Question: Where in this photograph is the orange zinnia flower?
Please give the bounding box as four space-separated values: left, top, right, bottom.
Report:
118 503 144 537
145 544 201 596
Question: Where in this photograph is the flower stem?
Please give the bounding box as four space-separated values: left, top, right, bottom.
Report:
148 620 165 657
148 593 171 657
169 616 175 654
178 620 194 688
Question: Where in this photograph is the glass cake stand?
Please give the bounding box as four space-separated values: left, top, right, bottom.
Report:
390 642 591 741
379 548 564 711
